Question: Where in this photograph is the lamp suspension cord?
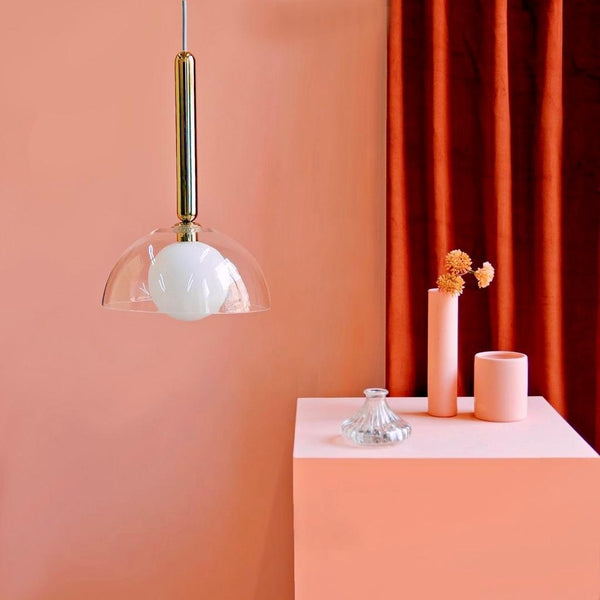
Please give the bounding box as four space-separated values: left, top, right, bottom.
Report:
182 0 187 52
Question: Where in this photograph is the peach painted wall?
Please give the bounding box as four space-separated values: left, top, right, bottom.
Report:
0 1 387 598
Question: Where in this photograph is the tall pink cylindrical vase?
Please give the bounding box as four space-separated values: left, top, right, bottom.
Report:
427 288 458 417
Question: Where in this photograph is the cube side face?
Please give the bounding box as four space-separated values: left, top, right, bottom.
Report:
294 458 600 600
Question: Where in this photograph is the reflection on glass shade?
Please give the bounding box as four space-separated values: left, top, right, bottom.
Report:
102 223 269 320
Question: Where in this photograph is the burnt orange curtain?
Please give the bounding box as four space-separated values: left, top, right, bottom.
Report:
386 0 600 450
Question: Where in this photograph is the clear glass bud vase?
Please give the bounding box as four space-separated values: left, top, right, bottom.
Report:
341 388 412 446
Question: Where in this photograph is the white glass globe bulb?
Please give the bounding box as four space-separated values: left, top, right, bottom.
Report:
148 241 229 321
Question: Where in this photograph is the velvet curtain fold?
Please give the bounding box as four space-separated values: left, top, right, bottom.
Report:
386 0 600 449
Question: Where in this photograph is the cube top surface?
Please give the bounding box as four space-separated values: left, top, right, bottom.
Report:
294 397 599 459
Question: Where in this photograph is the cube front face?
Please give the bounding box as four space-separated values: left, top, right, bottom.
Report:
294 458 600 600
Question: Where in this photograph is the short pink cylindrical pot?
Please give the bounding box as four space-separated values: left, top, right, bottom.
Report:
474 351 528 422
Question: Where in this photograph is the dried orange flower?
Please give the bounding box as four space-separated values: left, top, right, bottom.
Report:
436 273 465 296
444 250 472 275
474 261 495 288
436 249 494 295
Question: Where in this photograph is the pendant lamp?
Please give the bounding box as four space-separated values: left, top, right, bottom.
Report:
102 1 270 321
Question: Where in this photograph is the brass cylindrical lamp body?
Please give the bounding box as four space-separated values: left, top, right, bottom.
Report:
175 51 197 223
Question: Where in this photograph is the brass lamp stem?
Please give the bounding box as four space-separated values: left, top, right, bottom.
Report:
175 51 198 224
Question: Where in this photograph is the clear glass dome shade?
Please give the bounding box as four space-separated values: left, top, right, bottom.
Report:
102 223 270 320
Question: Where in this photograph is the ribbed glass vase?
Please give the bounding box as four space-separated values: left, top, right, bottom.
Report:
341 388 411 446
